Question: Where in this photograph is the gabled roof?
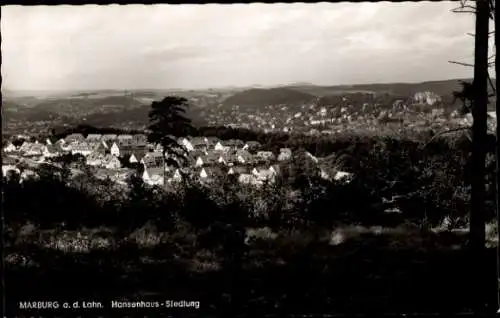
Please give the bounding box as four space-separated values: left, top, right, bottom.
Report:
102 134 118 141
86 134 102 141
190 137 206 146
23 142 44 153
214 141 225 147
195 156 204 165
117 134 133 140
65 133 85 141
71 141 96 151
44 144 62 153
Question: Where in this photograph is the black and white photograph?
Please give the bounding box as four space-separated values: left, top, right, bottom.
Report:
2 1 500 315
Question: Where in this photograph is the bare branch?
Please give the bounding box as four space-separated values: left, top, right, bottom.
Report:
467 32 495 38
452 9 477 14
449 60 475 67
422 127 472 150
452 4 477 10
488 73 496 95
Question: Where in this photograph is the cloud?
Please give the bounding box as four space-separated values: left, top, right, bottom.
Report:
2 3 477 90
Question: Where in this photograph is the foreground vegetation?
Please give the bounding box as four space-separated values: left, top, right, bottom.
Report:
4 132 499 314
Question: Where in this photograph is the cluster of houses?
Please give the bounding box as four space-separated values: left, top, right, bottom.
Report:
143 136 293 186
3 133 353 187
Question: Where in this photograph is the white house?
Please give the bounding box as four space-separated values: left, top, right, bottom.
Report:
236 150 252 164
217 155 227 165
320 169 331 181
117 134 133 141
200 168 208 179
19 142 32 153
129 154 139 163
143 167 164 186
228 167 235 175
238 173 262 186
60 142 74 152
20 169 39 182
195 157 204 167
86 153 103 166
46 138 52 145
237 155 246 164
2 165 20 177
4 142 17 153
255 168 276 183
214 141 225 151
141 152 164 167
110 142 120 157
334 171 353 183
268 165 277 175
104 156 121 170
278 148 292 161
256 151 275 161
171 169 182 182
25 143 44 157
252 168 260 176
71 142 94 157
179 138 194 152
242 141 261 152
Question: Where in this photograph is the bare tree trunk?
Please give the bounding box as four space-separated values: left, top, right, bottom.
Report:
471 0 490 311
163 151 167 188
495 0 500 312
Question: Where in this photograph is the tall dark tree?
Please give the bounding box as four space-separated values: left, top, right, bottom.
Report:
147 96 194 187
451 1 493 310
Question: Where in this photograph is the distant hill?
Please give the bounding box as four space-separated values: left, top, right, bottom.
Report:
222 87 316 108
30 95 146 118
285 79 495 98
80 104 207 128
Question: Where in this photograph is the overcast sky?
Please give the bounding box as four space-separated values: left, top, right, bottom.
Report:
2 3 481 91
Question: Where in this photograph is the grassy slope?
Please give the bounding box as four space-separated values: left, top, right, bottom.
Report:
5 224 498 315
